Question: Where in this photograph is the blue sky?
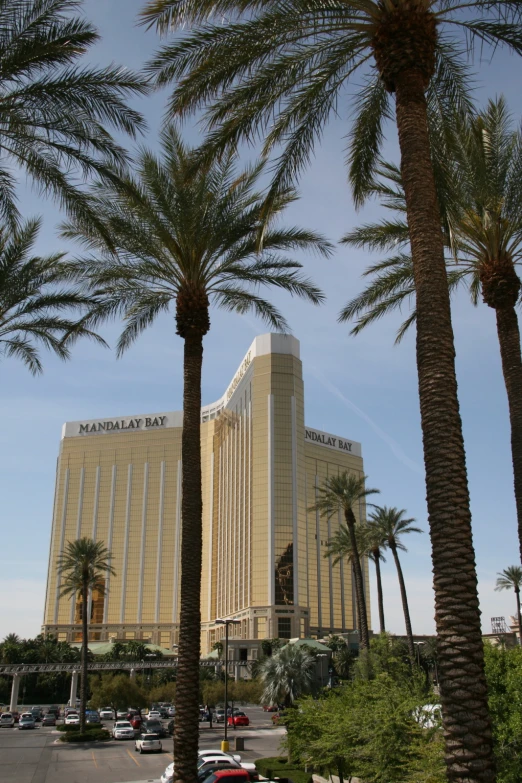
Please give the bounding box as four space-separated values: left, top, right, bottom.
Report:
1 0 520 639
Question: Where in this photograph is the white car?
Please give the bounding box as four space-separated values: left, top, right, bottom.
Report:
99 708 114 720
148 710 162 720
116 709 128 719
0 713 14 728
168 706 176 717
198 750 241 764
65 713 80 725
135 732 162 753
112 720 135 740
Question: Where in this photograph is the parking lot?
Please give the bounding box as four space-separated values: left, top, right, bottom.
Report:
0 706 285 783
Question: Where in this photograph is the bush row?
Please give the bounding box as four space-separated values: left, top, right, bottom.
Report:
59 728 111 743
255 757 313 783
56 723 104 732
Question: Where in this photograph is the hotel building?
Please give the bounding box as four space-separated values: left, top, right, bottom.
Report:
42 334 371 653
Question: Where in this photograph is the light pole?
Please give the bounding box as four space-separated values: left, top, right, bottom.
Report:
414 641 425 667
317 653 328 688
215 617 240 751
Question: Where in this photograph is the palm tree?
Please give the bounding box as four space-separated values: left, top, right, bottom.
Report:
56 538 115 734
0 217 104 374
310 473 379 649
141 3 522 778
365 525 387 635
495 566 522 647
258 644 316 708
0 0 147 228
342 98 522 566
61 125 329 782
368 507 422 662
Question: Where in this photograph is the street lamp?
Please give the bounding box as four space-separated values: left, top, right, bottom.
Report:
413 641 425 667
215 617 241 751
316 653 328 688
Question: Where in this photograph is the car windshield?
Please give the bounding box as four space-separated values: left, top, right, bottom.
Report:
142 733 159 740
115 721 132 728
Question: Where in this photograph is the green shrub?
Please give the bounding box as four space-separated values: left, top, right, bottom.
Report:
59 728 110 743
254 756 313 783
56 723 103 732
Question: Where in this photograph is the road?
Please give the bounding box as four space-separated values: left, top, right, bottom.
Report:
0 706 285 783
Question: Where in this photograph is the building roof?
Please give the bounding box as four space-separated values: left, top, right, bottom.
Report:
286 638 331 652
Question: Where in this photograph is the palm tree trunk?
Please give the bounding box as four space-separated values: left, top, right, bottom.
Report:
173 331 204 783
390 543 414 661
515 587 522 647
394 68 495 782
345 509 368 648
80 582 88 734
372 549 385 633
495 305 522 565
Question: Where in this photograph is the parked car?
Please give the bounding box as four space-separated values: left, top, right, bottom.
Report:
19 715 36 730
227 712 249 727
147 710 162 720
47 705 61 718
214 709 225 723
42 714 56 727
112 720 135 740
198 750 241 764
130 715 142 730
65 713 80 726
31 707 43 722
11 711 20 724
135 732 162 754
199 764 259 783
86 712 101 724
271 711 285 725
0 713 14 728
116 709 128 719
204 769 251 783
64 706 78 717
168 706 176 717
262 705 278 712
99 708 115 720
142 719 166 738
167 718 175 736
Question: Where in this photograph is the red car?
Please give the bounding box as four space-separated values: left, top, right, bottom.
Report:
130 715 142 730
227 712 250 727
205 770 250 783
262 705 278 712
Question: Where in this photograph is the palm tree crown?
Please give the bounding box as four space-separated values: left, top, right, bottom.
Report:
258 644 317 708
0 217 104 374
62 125 329 341
495 566 522 594
0 0 148 227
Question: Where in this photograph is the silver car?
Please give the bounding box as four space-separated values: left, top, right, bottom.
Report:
112 720 135 740
19 715 35 730
0 713 14 728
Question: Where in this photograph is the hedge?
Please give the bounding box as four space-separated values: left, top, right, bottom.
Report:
56 723 103 732
59 729 111 743
254 757 313 783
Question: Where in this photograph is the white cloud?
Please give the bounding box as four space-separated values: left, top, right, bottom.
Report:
0 580 46 640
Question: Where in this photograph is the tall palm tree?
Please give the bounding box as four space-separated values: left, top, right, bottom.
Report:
310 473 379 650
258 644 316 708
0 217 104 374
368 507 422 662
495 566 522 647
342 98 522 566
365 524 387 635
61 125 329 783
141 3 522 778
56 538 115 734
0 0 147 228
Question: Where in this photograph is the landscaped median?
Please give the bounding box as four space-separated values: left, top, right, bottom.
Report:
255 757 313 783
56 723 111 743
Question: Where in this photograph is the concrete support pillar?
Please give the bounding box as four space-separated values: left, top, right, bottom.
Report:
130 669 136 680
10 674 20 712
70 670 78 705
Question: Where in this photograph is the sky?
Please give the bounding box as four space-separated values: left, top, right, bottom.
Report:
1 0 521 641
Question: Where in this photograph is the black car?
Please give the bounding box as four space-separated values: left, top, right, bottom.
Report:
167 718 175 736
30 709 42 722
142 719 166 738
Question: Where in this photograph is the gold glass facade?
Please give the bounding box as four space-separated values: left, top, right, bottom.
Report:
43 334 370 652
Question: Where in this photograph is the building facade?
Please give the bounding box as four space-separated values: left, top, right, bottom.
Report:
43 334 370 653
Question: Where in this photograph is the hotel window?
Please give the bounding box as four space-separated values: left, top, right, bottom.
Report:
277 617 292 639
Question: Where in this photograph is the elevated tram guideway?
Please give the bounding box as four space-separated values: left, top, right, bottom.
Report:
0 658 220 712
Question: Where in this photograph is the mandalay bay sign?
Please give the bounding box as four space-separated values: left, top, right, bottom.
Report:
78 415 168 435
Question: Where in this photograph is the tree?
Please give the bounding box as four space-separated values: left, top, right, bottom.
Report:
141 3 522 778
311 472 379 649
61 125 329 783
258 644 316 708
342 98 522 567
0 217 104 374
89 673 147 712
368 507 422 662
495 566 522 647
484 643 522 783
0 0 148 228
366 524 387 635
56 538 115 733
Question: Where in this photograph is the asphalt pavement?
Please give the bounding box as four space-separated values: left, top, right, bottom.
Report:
0 705 285 783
